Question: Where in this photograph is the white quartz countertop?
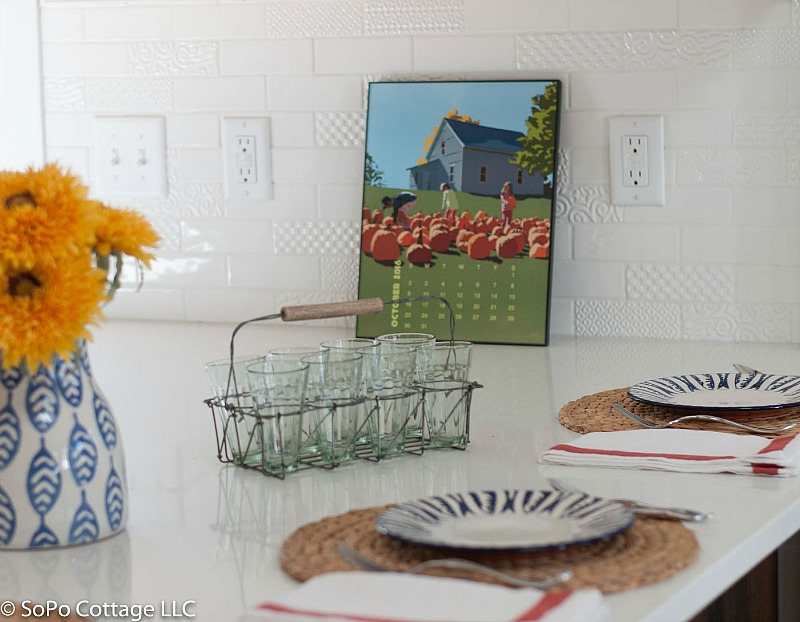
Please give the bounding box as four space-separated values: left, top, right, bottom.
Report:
5 319 800 622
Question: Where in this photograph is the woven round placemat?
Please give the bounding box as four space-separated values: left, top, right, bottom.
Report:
559 387 800 437
280 505 698 594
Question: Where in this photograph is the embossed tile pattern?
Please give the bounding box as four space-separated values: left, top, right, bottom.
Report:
273 222 360 255
85 78 174 112
321 256 360 294
130 42 218 77
576 300 681 339
266 2 363 38
683 304 792 342
316 112 366 147
365 0 465 35
555 186 621 224
627 264 734 302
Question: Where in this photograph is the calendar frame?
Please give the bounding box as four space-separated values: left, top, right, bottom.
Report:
355 79 562 346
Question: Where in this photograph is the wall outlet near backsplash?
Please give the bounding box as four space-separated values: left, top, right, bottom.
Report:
608 115 665 207
222 117 273 201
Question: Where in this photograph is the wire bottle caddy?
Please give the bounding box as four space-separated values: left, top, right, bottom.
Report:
204 296 482 479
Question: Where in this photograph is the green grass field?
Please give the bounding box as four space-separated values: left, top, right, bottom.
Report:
355 186 554 345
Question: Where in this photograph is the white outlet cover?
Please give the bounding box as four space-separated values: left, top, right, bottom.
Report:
94 116 167 196
609 115 665 206
223 117 272 201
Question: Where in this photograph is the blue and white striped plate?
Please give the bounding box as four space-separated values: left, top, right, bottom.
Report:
628 373 800 411
375 489 634 552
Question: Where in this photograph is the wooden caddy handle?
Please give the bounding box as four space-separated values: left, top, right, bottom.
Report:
280 298 384 322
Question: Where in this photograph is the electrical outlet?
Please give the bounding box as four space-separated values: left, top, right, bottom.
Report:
236 136 257 184
223 117 272 200
609 115 665 206
94 116 167 196
623 136 648 187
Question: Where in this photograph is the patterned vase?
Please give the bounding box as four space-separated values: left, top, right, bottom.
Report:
0 340 128 549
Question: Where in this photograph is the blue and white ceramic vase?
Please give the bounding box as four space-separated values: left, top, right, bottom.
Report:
0 340 128 549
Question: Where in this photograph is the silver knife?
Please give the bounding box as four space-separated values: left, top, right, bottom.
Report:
548 479 712 522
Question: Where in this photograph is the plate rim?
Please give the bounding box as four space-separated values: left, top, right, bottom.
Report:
375 488 634 553
627 372 800 412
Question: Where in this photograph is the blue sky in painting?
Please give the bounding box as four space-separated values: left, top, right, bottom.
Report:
365 80 552 189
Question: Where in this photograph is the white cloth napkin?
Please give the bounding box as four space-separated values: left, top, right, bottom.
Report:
540 429 800 476
240 572 607 622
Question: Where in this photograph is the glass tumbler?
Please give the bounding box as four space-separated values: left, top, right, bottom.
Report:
420 379 472 449
362 344 418 457
246 361 309 475
267 346 329 456
204 354 266 466
320 338 380 446
432 340 473 381
376 333 435 438
302 350 365 466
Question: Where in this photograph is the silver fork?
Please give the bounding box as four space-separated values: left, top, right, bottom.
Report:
337 543 572 589
612 403 796 435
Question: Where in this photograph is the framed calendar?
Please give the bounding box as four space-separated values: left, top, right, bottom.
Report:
355 79 561 346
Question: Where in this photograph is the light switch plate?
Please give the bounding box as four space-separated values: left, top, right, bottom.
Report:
223 117 272 201
609 115 665 206
94 116 167 196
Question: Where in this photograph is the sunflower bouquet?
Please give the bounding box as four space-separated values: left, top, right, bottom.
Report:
0 163 159 371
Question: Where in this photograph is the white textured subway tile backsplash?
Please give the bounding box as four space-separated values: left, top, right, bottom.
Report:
219 40 313 76
413 35 516 72
267 76 363 111
570 0 678 31
175 77 266 112
315 37 413 73
570 71 677 110
573 224 680 262
681 226 792 264
678 0 792 30
37 0 800 342
85 7 173 41
173 4 266 40
464 0 568 33
42 43 129 77
181 219 274 254
551 261 626 299
39 8 84 42
229 255 321 290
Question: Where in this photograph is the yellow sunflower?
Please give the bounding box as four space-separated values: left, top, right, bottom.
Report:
0 255 107 370
0 163 98 269
91 201 160 267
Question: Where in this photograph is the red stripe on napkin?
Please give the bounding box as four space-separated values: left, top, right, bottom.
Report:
514 592 572 621
758 435 796 454
256 602 404 622
752 464 781 475
549 443 736 462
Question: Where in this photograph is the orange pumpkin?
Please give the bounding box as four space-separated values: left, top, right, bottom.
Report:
362 207 371 221
371 229 401 262
529 243 549 259
372 209 384 223
467 233 491 260
528 231 549 247
496 234 519 259
361 223 380 253
429 227 451 253
456 229 473 253
397 230 414 247
407 231 433 265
